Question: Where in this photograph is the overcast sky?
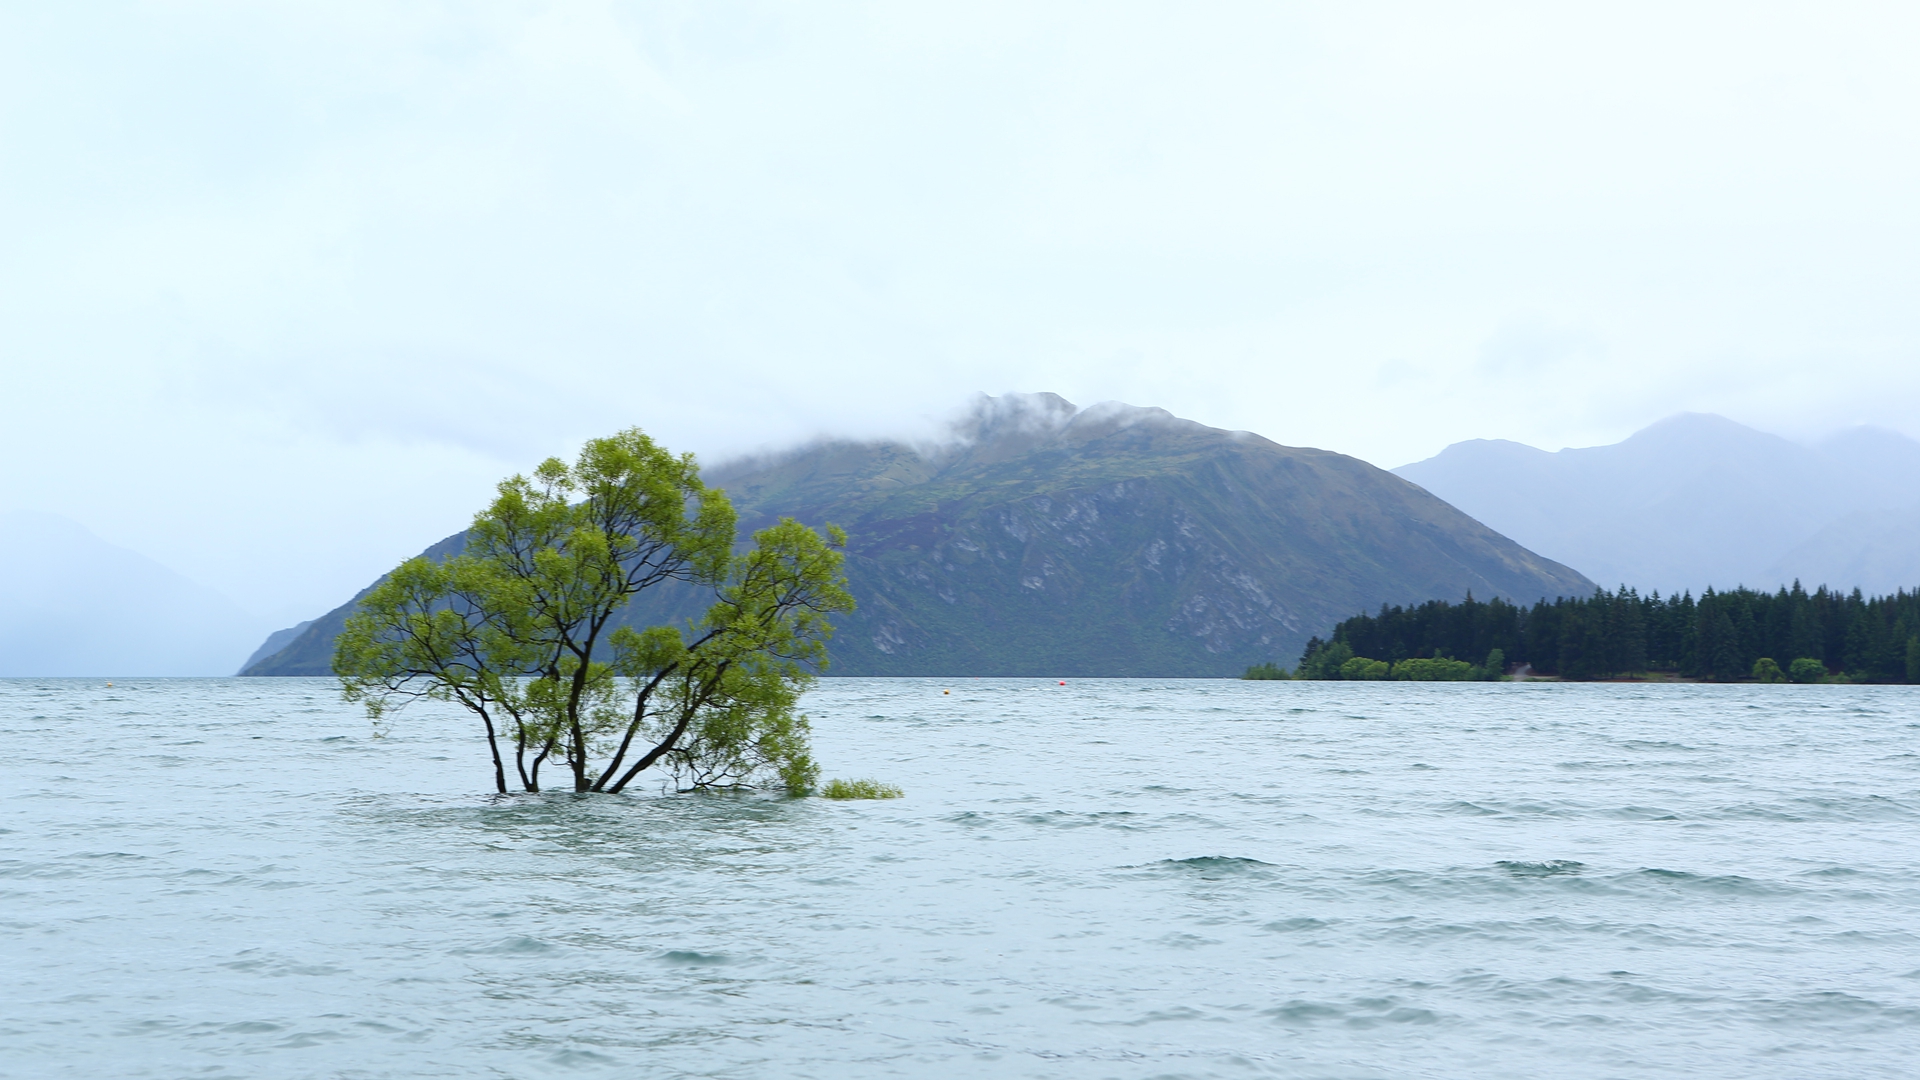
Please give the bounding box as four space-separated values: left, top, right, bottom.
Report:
5 1 1919 628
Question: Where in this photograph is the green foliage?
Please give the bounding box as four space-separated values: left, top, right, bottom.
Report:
335 428 854 795
1694 607 1743 681
1391 656 1475 681
821 778 903 800
1752 657 1786 683
1339 656 1390 680
1304 583 1920 684
1788 657 1827 683
1242 662 1290 680
1296 637 1503 683
1294 638 1353 680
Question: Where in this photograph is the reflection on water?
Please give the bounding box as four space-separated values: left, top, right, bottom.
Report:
3 677 1920 1078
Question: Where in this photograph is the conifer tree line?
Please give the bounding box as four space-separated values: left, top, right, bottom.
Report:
1269 584 1920 683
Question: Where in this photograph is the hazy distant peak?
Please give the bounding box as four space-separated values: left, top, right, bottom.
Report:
1466 438 1549 451
1408 413 1899 472
0 508 106 542
0 509 264 675
1395 438 1552 472
1391 409 1920 598
1811 424 1920 498
1637 411 1752 433
1616 412 1799 453
0 510 174 583
1816 423 1920 459
1402 414 1784 471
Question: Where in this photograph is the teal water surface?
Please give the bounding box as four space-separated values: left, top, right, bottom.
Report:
3 678 1919 1078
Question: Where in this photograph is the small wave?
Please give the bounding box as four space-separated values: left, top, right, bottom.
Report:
1451 800 1577 818
1263 917 1329 932
1618 868 1779 896
659 949 729 965
1703 803 1807 822
1264 996 1441 1028
460 936 557 956
1106 1005 1212 1027
1264 1000 1342 1024
1348 864 1655 902
1788 794 1918 821
1497 859 1586 876
1760 990 1920 1032
1160 856 1273 875
1617 739 1699 752
1017 810 1143 830
220 1021 283 1034
1602 805 1682 821
276 1029 350 1049
0 861 78 880
219 954 346 977
550 1048 622 1067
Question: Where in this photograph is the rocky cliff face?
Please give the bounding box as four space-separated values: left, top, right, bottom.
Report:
828 475 1313 674
243 394 1592 677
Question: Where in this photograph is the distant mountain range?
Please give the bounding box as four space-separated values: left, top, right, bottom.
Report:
0 511 265 676
1394 413 1920 597
243 394 1592 677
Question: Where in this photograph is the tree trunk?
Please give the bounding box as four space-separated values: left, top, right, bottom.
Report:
476 706 508 795
605 709 695 793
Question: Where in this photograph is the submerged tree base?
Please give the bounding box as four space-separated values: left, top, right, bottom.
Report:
820 778 903 800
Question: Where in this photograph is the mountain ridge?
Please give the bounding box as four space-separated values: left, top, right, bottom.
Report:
1394 413 1920 596
243 394 1594 677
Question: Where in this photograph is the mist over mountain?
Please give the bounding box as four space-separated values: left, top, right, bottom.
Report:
244 394 1591 678
1394 414 1920 596
1766 505 1920 598
0 511 265 676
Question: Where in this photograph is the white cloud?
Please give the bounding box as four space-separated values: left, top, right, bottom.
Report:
3 1 1918 622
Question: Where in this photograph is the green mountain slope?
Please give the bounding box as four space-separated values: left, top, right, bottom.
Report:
242 394 1592 677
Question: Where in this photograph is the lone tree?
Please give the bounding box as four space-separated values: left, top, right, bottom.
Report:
334 428 854 795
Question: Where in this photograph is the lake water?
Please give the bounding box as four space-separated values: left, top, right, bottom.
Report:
4 678 1919 1079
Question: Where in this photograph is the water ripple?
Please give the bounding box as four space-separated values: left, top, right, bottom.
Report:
4 676 1920 1078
